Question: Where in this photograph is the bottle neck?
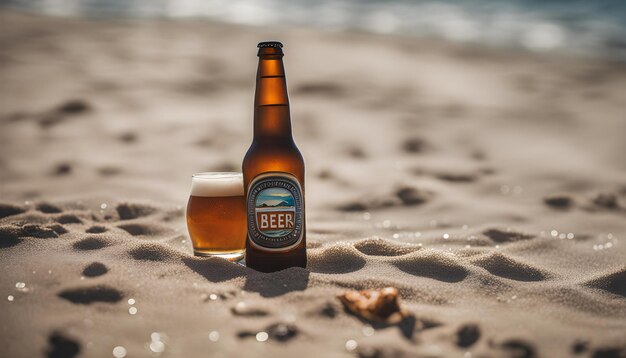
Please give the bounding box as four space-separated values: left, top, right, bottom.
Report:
253 52 292 141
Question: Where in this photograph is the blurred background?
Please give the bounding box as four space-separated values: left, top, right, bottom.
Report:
2 0 626 59
0 0 624 233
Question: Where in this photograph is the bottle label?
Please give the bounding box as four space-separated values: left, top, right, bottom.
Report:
247 172 304 251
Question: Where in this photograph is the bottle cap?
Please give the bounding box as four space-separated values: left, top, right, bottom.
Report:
257 41 283 48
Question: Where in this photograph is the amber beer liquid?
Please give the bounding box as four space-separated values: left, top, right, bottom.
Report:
186 173 246 261
243 41 306 272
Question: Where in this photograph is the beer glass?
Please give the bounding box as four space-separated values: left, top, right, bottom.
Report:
186 172 246 261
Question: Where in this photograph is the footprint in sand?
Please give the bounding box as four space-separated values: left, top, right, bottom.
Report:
336 202 369 212
499 339 536 358
391 251 469 283
57 99 91 115
395 186 432 206
591 347 626 358
98 166 122 177
337 186 432 212
316 169 334 181
543 194 574 210
82 262 109 278
47 224 68 235
53 162 72 176
118 222 169 237
128 244 169 261
55 214 83 224
85 226 108 234
353 238 421 257
116 203 158 220
0 226 24 248
73 237 111 251
46 331 81 358
36 202 63 214
456 323 481 348
39 99 91 128
471 253 551 282
118 132 138 144
344 145 367 159
58 285 123 304
0 203 25 219
2 223 65 240
314 302 338 318
591 192 621 210
401 137 429 154
482 228 535 243
435 172 477 183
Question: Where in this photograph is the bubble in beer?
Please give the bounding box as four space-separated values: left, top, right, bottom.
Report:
345 339 358 352
100 203 108 210
209 294 218 301
15 282 26 289
128 298 136 305
8 295 14 302
443 233 450 239
112 346 127 358
256 331 269 342
129 307 138 315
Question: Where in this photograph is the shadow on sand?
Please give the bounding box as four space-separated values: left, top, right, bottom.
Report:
182 257 310 298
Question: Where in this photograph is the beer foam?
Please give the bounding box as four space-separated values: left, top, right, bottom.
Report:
190 173 244 197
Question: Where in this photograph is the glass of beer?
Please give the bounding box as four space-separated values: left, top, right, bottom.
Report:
186 172 246 261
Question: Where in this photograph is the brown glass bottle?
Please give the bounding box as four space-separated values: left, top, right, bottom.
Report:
243 41 306 272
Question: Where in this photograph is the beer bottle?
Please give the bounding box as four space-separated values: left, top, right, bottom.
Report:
243 41 306 272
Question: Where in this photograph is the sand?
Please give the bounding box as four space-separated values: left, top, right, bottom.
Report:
1 10 625 358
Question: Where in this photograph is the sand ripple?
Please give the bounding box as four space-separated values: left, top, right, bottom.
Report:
471 253 552 281
391 250 469 283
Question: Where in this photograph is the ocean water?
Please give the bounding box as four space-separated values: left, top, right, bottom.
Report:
2 0 626 60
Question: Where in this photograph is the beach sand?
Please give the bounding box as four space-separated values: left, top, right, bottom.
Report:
1 11 625 358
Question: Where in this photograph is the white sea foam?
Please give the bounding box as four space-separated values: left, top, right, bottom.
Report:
191 173 243 197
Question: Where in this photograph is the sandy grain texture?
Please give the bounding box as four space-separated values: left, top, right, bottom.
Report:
1 11 625 358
